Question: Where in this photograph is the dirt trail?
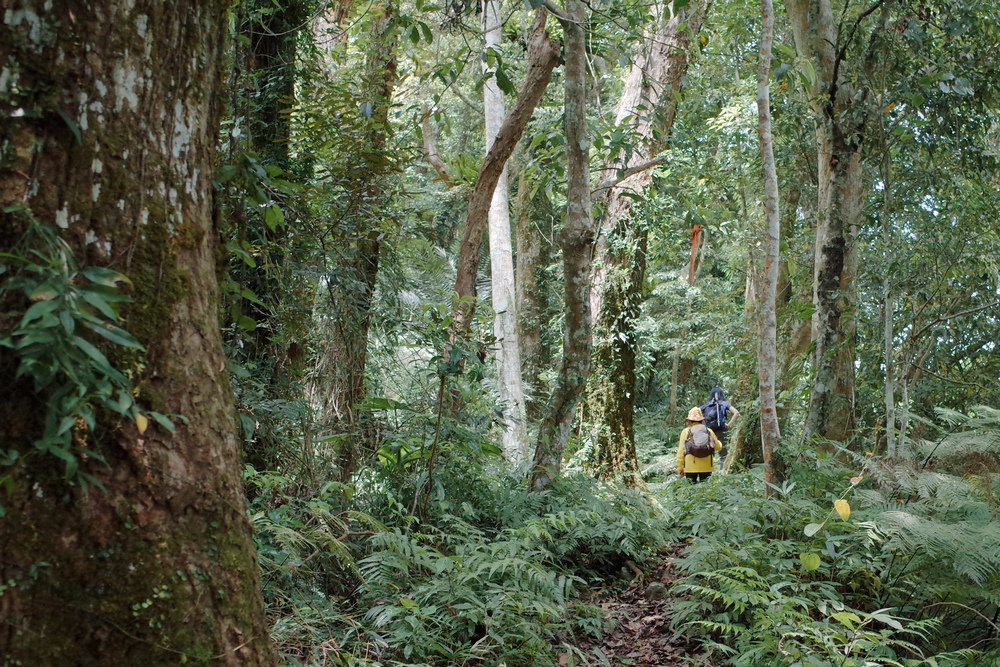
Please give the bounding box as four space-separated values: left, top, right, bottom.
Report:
576 545 699 666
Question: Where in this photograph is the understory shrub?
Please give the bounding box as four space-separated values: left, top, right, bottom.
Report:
253 459 669 665
662 425 1000 666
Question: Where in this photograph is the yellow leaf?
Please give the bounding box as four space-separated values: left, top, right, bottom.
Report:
136 413 149 434
834 499 851 521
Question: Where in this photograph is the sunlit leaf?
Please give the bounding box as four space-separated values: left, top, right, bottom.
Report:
799 552 821 571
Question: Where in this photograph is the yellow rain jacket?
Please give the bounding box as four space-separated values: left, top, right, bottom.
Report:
676 424 722 474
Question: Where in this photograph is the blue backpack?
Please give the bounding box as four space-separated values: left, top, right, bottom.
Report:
700 396 728 430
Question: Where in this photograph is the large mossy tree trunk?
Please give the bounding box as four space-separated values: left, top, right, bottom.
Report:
785 0 878 444
0 1 275 664
585 0 707 485
314 0 398 481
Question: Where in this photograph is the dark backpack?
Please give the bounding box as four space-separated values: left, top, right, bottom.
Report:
700 398 726 430
685 424 714 458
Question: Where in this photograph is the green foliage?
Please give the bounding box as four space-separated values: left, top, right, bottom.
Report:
0 216 169 490
661 433 1000 666
253 453 669 665
210 0 1000 665
357 519 585 665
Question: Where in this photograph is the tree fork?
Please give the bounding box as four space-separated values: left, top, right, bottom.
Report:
584 0 708 483
451 10 560 330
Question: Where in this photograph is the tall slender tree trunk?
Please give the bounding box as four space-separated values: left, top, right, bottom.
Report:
879 104 896 459
530 0 593 491
0 2 274 664
483 0 528 462
756 0 781 490
315 0 398 480
515 169 555 421
234 0 310 473
585 0 707 483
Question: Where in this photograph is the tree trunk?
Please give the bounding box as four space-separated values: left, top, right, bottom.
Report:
244 0 306 171
0 2 274 664
879 110 896 459
483 0 528 463
775 185 812 430
756 0 781 491
785 0 871 443
515 169 555 421
585 0 707 484
530 0 593 491
452 10 560 330
233 0 310 473
585 232 647 485
314 0 398 480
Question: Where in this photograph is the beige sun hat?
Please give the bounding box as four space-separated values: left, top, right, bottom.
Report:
686 407 705 422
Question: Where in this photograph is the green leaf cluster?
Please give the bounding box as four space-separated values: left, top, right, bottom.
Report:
0 217 170 494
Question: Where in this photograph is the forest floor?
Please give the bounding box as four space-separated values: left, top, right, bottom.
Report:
576 542 700 666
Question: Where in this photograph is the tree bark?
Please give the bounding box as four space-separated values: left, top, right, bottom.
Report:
314 0 398 480
452 10 560 329
785 0 871 443
483 0 528 463
585 0 707 484
0 1 274 664
774 185 812 432
421 108 452 184
756 0 781 491
515 168 555 421
879 105 896 459
243 0 306 171
233 0 310 473
530 0 593 491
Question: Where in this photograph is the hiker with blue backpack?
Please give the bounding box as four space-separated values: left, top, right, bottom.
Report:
700 386 740 467
677 407 723 483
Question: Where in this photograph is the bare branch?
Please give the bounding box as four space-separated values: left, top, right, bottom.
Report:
591 154 668 195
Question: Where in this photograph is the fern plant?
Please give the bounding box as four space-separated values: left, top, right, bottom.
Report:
661 437 1000 666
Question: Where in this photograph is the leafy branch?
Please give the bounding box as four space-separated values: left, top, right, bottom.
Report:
0 213 171 494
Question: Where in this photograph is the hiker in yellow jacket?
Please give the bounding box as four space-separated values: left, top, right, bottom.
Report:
677 407 722 483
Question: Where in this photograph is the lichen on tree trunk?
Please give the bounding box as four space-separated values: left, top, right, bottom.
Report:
483 0 529 463
530 0 593 491
785 0 875 444
0 2 274 663
756 0 782 491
